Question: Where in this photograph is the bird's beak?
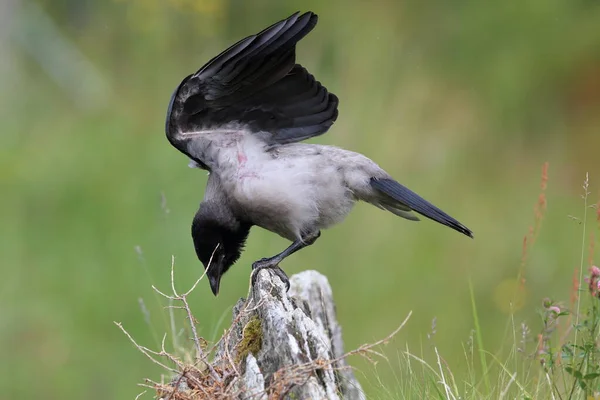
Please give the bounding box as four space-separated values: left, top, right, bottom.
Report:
208 274 221 296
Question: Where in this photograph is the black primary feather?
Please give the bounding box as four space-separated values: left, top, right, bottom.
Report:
166 11 338 168
370 178 473 238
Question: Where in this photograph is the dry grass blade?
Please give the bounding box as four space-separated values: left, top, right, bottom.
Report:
114 321 180 374
341 311 412 363
150 252 222 383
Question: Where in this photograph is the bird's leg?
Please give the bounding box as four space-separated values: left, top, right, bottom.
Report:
251 231 321 291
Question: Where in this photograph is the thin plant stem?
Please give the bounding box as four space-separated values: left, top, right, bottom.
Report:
575 173 590 348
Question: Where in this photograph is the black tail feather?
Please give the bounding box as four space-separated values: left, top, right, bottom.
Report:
370 177 473 238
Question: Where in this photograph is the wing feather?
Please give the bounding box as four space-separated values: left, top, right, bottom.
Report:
166 12 338 166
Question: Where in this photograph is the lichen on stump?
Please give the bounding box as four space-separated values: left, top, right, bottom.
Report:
233 315 263 365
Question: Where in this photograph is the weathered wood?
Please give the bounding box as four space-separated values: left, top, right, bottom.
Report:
161 269 365 399
220 269 365 399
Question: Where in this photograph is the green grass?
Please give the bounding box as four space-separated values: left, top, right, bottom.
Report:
2 1 600 398
359 173 600 399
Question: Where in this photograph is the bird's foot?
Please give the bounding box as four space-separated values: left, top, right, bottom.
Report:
251 258 290 292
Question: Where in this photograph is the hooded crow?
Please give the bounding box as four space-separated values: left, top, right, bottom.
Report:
165 11 473 295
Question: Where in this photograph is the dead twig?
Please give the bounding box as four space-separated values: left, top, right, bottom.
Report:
152 250 221 383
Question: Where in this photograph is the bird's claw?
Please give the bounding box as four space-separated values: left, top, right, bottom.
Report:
251 261 290 292
251 258 276 270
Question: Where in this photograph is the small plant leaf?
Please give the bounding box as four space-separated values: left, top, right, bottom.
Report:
565 366 584 379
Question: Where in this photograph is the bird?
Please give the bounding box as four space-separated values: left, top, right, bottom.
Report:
165 11 473 296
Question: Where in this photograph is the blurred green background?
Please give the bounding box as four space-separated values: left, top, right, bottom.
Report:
2 0 600 398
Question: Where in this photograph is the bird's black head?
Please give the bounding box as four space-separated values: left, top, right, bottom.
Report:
191 203 251 296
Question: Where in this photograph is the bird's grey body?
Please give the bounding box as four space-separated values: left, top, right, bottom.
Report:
165 11 472 295
184 126 388 242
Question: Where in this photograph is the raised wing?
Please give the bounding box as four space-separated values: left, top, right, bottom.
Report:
165 11 339 169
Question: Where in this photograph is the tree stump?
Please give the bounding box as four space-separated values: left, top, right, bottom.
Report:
162 269 366 399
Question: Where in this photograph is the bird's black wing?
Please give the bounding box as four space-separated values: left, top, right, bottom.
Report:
165 11 339 168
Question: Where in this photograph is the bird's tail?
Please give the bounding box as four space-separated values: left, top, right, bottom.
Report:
370 177 473 238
